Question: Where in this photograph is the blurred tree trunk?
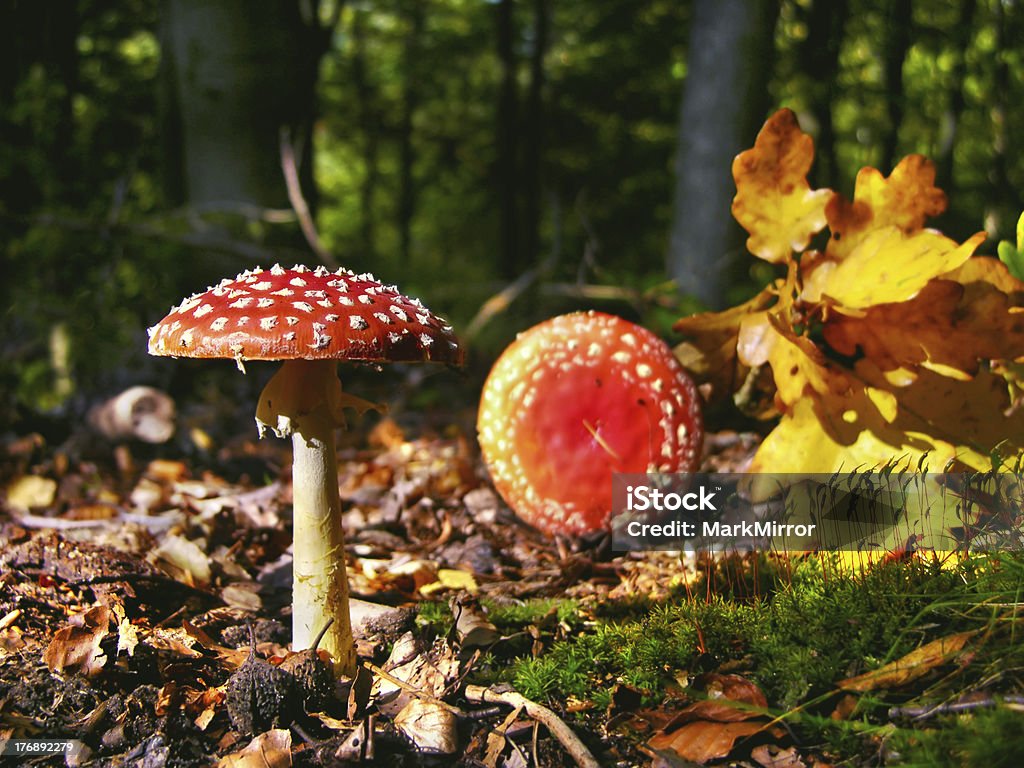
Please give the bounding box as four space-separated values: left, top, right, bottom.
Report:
351 8 379 261
522 0 549 276
398 0 425 263
936 0 976 192
0 1 79 210
798 0 849 189
159 0 331 211
667 0 779 309
880 0 913 172
496 0 520 279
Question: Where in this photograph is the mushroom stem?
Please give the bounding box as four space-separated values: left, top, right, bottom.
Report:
289 402 354 676
256 359 380 677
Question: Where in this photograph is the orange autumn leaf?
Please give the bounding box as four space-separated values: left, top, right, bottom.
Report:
649 719 768 764
825 277 1024 375
732 109 832 264
838 631 975 692
648 674 774 765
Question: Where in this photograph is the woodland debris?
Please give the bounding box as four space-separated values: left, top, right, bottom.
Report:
464 684 600 768
87 386 176 443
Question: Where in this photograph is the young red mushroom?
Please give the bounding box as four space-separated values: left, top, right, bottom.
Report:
477 311 703 536
148 264 462 675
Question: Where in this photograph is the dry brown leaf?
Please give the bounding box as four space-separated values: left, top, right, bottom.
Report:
751 744 807 768
824 278 1024 375
649 719 767 764
44 604 111 677
394 699 459 754
838 631 976 692
217 729 292 768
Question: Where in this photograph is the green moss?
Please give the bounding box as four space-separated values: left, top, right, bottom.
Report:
478 552 1024 765
891 707 1024 767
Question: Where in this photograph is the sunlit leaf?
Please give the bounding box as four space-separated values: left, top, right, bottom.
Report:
824 155 946 263
838 631 975 692
731 109 832 264
824 278 1024 375
803 228 984 309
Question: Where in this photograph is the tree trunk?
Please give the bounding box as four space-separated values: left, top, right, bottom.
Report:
936 0 976 192
798 0 849 190
667 0 779 309
496 0 520 279
522 0 549 274
398 0 425 264
351 8 379 262
159 0 323 210
880 0 913 173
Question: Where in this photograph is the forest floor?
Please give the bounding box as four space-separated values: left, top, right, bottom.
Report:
1 419 1024 767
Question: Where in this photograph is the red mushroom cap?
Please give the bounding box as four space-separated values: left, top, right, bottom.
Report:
147 264 462 365
477 311 703 536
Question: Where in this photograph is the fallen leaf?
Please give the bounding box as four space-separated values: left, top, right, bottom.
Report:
5 475 58 512
751 743 807 768
838 631 976 692
649 719 767 764
731 109 833 263
452 594 500 649
394 699 459 754
44 605 111 677
824 277 1024 375
217 729 292 768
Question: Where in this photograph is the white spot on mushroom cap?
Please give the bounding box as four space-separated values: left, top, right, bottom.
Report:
259 317 278 330
350 315 369 330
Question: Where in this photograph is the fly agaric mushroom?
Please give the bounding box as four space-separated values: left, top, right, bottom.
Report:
148 264 462 675
477 311 702 536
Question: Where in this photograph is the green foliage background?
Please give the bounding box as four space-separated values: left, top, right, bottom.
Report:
1 0 1022 422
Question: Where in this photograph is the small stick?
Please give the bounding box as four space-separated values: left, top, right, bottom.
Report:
890 695 1024 720
464 685 600 768
362 661 467 717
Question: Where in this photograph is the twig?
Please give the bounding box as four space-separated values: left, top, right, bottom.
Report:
464 684 600 768
362 661 468 717
279 127 338 268
890 695 1024 720
465 267 540 341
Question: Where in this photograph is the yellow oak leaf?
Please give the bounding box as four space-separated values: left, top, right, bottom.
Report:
804 228 984 309
731 108 832 264
737 311 850 409
824 154 947 262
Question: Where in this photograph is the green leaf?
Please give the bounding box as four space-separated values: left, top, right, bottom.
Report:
997 239 1024 281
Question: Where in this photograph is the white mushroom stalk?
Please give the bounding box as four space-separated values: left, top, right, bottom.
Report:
256 359 379 675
